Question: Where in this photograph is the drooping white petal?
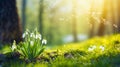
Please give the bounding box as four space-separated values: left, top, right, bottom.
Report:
88 47 94 51
92 45 96 49
25 32 28 35
22 33 26 38
30 41 34 46
12 41 17 51
100 46 105 51
42 39 47 44
35 34 42 40
30 33 34 37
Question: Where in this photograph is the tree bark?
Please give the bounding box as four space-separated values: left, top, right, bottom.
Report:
89 0 95 38
89 16 95 37
117 0 120 33
22 0 26 32
109 0 116 33
97 18 106 36
97 0 108 36
39 0 44 37
0 0 22 44
72 0 78 42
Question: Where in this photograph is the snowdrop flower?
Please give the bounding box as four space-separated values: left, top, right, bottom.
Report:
100 46 105 51
35 34 42 40
30 33 34 37
12 41 17 51
25 31 28 35
22 31 29 38
30 41 34 46
42 39 47 45
92 45 96 49
22 33 26 38
88 47 94 51
12 45 16 51
88 45 96 52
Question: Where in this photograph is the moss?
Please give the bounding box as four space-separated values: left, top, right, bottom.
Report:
1 34 120 67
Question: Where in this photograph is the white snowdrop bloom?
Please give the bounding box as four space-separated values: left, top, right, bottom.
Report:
30 33 34 37
22 32 28 38
92 45 96 49
25 31 28 35
100 46 105 51
88 47 94 51
38 36 42 40
38 34 42 40
88 45 96 52
12 44 17 51
35 34 42 40
42 39 47 44
30 41 34 46
22 33 26 38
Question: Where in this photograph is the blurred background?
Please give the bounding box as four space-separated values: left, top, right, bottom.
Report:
16 0 120 45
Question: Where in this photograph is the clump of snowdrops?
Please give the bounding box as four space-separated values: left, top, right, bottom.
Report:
11 29 47 61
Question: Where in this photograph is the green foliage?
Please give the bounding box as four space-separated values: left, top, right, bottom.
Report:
46 34 120 67
1 34 120 67
11 29 47 61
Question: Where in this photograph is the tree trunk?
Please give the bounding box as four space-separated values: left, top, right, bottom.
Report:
109 0 116 33
117 0 120 33
89 0 95 38
97 0 107 36
22 0 26 32
0 0 22 44
89 16 95 37
47 1 63 45
72 0 78 42
97 18 106 36
39 0 44 37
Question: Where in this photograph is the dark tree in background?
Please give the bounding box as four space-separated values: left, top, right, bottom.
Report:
48 6 58 45
48 1 63 45
111 0 120 33
0 0 22 44
89 0 95 38
22 0 27 32
39 0 44 37
110 0 116 33
72 0 78 42
97 0 108 36
116 0 120 33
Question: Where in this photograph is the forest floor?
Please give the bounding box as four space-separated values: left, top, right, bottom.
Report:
1 34 120 67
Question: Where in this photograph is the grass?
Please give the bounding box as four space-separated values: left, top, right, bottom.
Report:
1 34 120 67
